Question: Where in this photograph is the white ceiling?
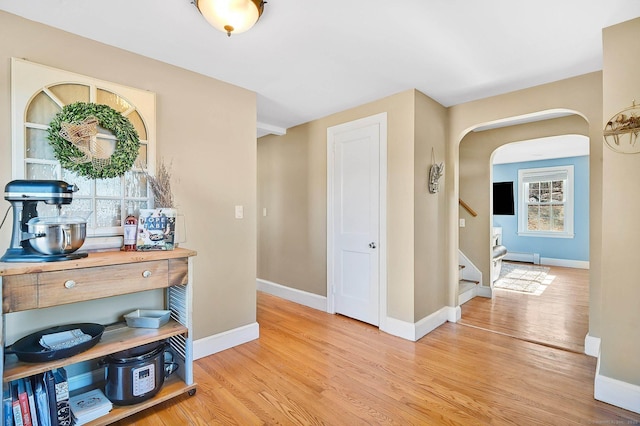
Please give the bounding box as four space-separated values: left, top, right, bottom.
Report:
492 135 590 165
2 1 640 138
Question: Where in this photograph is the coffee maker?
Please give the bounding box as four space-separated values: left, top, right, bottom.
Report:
1 180 89 262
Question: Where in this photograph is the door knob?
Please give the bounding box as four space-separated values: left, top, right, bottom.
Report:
369 242 376 249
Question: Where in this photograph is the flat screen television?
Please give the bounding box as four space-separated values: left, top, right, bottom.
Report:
493 181 515 215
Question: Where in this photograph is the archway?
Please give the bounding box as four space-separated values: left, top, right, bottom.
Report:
456 112 591 352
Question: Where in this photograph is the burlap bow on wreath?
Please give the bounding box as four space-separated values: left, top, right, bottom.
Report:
47 102 140 179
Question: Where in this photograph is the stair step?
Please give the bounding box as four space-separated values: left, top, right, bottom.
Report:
459 279 479 296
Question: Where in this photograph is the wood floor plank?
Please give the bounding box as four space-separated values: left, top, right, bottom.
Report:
460 262 590 353
113 290 639 425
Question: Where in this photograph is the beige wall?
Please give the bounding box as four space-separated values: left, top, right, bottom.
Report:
601 17 640 384
257 123 328 296
258 89 448 323
449 72 603 338
414 91 448 319
459 115 589 285
0 11 257 341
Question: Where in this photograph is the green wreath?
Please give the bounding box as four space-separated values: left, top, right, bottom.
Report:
47 102 140 179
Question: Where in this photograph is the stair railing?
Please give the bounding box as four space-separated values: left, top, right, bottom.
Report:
459 198 478 217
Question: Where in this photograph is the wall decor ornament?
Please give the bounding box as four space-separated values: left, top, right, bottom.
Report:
603 100 640 154
47 102 140 179
428 148 444 194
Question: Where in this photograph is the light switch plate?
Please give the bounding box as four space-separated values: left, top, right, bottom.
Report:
459 218 465 227
235 205 244 219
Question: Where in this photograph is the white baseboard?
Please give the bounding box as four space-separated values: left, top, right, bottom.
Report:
382 316 419 341
447 306 461 323
382 306 451 342
415 308 448 340
257 278 327 311
504 252 540 264
503 253 589 269
193 322 259 360
477 285 492 298
594 356 640 414
540 257 590 269
584 333 601 358
458 286 477 305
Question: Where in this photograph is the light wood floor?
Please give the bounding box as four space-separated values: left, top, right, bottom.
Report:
460 262 589 353
115 290 640 425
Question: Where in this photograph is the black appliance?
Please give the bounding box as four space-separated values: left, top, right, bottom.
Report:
103 341 171 406
1 179 89 262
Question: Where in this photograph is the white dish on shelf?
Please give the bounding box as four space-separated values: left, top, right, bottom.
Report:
124 309 171 328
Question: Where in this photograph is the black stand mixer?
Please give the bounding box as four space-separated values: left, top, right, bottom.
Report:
1 180 89 262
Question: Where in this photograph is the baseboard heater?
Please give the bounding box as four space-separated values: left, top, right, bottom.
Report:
503 251 540 264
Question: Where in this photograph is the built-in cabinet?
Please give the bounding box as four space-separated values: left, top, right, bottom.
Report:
0 248 197 425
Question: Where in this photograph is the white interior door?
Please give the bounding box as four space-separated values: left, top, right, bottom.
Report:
328 118 381 326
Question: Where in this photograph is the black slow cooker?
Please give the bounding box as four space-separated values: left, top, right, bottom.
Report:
104 341 167 405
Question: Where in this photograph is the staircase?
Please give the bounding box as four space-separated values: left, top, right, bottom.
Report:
459 264 480 305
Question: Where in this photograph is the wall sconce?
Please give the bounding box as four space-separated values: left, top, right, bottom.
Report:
604 100 640 154
195 0 265 37
428 148 444 194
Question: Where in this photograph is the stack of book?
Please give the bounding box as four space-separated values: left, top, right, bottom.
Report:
68 389 112 426
2 368 112 426
5 368 73 426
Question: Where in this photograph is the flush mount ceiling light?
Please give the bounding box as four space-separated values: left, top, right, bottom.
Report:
195 0 265 37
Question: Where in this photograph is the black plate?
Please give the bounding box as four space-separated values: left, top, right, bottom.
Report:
5 323 105 363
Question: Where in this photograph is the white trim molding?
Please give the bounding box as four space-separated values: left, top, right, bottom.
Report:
447 306 462 323
257 278 458 343
502 253 589 269
477 285 492 298
257 279 327 311
517 164 575 239
504 252 541 264
381 306 457 342
540 257 589 269
458 285 477 306
594 357 640 414
257 121 287 137
193 322 259 360
255 278 462 344
584 333 601 358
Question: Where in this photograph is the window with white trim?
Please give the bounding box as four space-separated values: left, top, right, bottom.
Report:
11 58 156 241
518 165 574 238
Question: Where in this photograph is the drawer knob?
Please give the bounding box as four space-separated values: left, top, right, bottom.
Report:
142 270 152 278
64 280 76 289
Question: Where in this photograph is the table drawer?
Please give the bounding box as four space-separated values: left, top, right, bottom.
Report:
2 274 38 313
38 260 169 308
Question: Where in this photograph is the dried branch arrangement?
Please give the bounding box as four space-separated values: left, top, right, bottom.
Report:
146 159 175 208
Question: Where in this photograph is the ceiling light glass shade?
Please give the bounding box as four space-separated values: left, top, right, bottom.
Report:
196 0 264 36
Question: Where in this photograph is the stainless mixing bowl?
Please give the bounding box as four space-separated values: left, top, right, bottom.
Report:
27 217 87 255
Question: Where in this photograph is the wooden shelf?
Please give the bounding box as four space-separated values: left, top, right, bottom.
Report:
0 247 197 277
85 375 196 426
1 249 196 424
3 320 188 382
